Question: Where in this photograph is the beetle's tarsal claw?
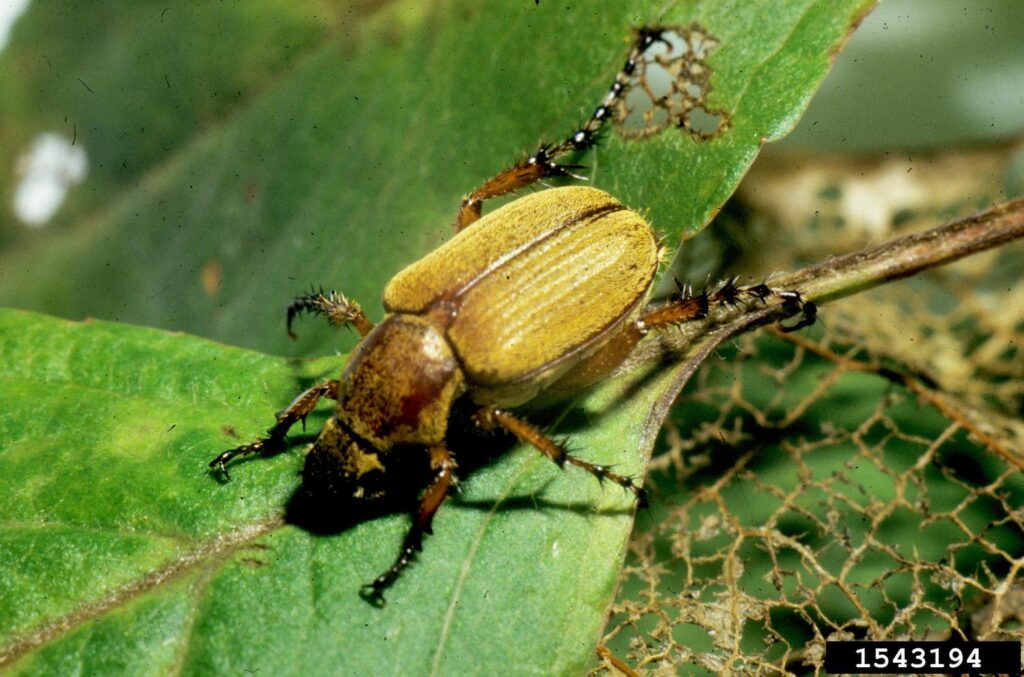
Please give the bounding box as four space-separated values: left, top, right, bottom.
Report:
636 487 650 510
209 456 232 481
209 449 237 479
779 301 817 332
359 583 387 608
636 26 666 50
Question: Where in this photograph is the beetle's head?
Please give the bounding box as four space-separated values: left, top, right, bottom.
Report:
299 415 390 504
294 415 427 525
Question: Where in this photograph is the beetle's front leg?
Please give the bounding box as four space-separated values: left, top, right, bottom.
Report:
360 444 457 606
474 407 647 506
454 27 670 232
286 288 375 340
210 379 340 479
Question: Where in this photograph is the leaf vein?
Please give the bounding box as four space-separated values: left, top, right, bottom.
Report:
0 516 285 669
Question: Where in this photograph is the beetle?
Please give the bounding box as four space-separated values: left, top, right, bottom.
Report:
209 26 814 604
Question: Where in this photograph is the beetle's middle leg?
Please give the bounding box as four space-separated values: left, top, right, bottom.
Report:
360 444 457 606
209 379 340 479
474 407 647 506
454 28 670 231
286 289 375 340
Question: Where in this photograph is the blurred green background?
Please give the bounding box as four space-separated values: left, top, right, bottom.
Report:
1 0 1022 352
785 0 1024 151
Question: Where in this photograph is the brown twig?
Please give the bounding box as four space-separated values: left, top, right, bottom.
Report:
779 196 1024 303
630 197 1024 459
626 197 1024 370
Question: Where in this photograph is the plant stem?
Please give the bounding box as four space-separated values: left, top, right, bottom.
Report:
781 196 1024 304
631 196 1024 443
631 196 1024 368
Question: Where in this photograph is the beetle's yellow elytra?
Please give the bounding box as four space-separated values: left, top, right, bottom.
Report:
385 187 642 310
384 186 659 389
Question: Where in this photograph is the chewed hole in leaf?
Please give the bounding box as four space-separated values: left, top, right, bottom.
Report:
686 106 727 137
615 23 731 141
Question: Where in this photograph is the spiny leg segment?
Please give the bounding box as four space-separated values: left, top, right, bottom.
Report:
638 278 817 334
360 405 650 604
209 379 340 479
474 407 647 507
455 27 670 231
360 444 457 606
566 279 817 382
286 288 375 340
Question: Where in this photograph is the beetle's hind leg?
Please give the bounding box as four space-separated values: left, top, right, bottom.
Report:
360 444 457 606
454 28 670 232
286 288 375 340
546 281 817 394
209 379 340 479
474 407 647 507
637 278 817 334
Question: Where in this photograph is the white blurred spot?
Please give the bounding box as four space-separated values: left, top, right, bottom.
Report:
0 0 31 53
13 133 88 227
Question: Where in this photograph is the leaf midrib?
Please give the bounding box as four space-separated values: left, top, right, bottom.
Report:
427 452 544 676
0 520 192 546
0 374 262 410
0 516 285 669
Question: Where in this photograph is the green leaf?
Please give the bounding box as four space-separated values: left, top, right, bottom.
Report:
0 308 669 674
0 0 873 357
0 1 874 674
